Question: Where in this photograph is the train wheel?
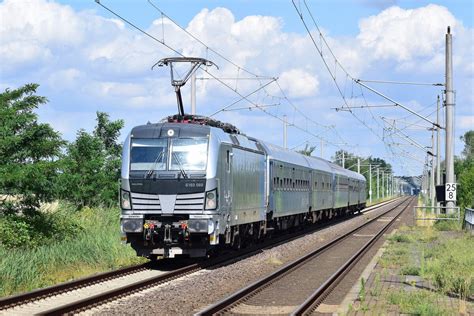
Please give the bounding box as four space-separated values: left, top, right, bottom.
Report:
231 227 241 250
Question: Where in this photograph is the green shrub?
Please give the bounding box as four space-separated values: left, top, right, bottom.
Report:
433 220 460 231
0 204 83 249
422 234 473 299
388 289 449 316
400 265 420 276
388 233 411 243
0 205 143 296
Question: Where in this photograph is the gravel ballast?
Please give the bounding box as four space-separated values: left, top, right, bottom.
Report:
88 199 405 315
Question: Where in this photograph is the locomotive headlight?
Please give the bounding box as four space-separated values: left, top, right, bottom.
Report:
121 218 143 233
121 189 132 210
207 220 215 234
205 189 217 210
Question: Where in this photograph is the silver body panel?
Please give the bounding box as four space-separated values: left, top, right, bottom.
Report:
121 121 366 257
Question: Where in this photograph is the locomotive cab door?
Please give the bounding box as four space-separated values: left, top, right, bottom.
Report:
222 145 233 212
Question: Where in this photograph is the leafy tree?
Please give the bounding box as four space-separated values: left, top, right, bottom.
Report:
460 130 474 160
58 112 124 207
0 84 64 215
455 130 474 209
296 144 316 156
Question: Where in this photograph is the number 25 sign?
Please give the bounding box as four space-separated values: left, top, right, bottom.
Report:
445 183 457 202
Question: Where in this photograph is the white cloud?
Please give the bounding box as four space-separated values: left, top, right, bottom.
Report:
278 69 319 98
47 68 82 90
458 115 474 129
357 4 457 62
0 0 471 175
0 0 83 45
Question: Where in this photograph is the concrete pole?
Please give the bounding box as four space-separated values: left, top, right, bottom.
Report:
436 95 441 186
357 158 360 174
436 95 441 207
342 151 345 169
283 115 287 149
391 174 393 197
191 72 196 115
382 171 385 199
430 129 436 206
369 164 372 204
377 168 380 200
320 139 324 159
445 26 455 209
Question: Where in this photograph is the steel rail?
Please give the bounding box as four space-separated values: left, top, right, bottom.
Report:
292 196 415 315
196 197 411 315
38 263 205 315
1 198 400 314
0 263 149 310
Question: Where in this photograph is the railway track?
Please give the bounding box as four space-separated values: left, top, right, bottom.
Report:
0 198 403 315
196 196 414 315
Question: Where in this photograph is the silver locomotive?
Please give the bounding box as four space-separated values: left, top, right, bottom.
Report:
120 115 366 258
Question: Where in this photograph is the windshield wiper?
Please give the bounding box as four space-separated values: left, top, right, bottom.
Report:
145 150 164 179
172 152 188 179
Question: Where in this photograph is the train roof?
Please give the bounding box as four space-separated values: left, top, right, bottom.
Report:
331 163 366 181
304 155 335 174
130 122 210 138
130 117 365 181
260 142 312 168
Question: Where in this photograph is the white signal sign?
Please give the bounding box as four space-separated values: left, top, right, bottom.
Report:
445 183 457 201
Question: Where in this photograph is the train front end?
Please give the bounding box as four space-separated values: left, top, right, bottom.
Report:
119 121 220 259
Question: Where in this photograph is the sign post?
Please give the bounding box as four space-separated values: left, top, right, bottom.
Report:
445 183 457 202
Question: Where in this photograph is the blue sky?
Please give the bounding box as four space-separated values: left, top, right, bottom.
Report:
1 0 473 176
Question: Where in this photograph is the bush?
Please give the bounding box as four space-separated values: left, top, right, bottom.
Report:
0 205 143 296
422 234 473 299
388 289 448 316
388 233 411 243
57 112 124 208
0 204 83 249
433 220 460 231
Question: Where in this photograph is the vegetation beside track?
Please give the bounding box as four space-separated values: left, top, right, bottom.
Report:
1 84 472 299
0 205 144 297
355 224 473 315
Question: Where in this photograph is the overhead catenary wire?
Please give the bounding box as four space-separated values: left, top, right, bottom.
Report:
291 0 439 173
96 0 349 151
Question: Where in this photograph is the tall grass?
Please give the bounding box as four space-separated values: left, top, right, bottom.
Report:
422 234 474 299
0 205 144 297
388 289 450 316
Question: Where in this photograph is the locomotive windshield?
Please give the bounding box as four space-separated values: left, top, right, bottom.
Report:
170 138 208 171
130 138 168 171
130 137 208 172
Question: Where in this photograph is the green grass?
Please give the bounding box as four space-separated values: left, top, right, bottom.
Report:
377 224 473 315
0 204 145 297
387 289 452 316
422 234 474 299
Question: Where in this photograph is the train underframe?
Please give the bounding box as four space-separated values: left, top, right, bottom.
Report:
126 202 366 259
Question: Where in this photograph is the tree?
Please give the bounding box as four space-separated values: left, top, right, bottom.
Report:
58 112 124 207
296 144 316 156
456 130 474 208
0 84 64 214
460 130 474 160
